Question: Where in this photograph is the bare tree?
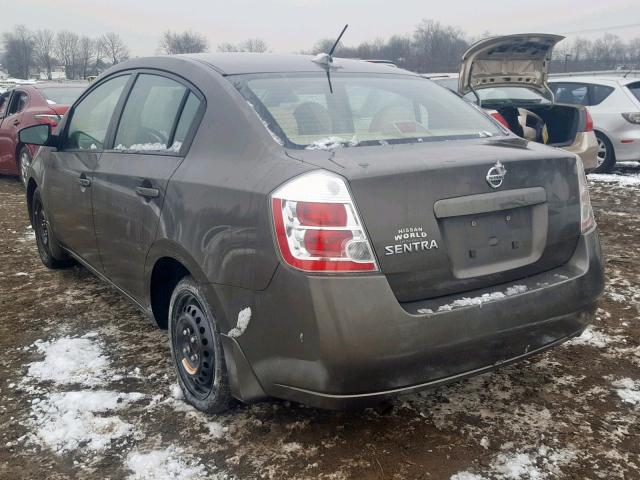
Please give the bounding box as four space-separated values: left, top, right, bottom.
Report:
160 30 208 54
101 32 129 65
239 38 268 53
217 38 268 53
33 29 55 79
78 36 95 79
55 30 80 79
1 25 34 79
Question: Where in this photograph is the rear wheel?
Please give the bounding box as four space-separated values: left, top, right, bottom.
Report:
593 132 616 173
18 146 31 188
168 276 232 413
31 188 74 269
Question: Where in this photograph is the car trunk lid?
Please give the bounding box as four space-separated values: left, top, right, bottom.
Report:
286 137 581 302
459 33 565 97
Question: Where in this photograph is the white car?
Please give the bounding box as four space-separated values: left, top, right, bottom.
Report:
549 76 640 172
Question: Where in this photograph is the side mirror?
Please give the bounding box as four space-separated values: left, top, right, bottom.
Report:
19 124 57 147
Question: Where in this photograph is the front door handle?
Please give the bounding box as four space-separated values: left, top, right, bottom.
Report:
77 176 91 188
135 186 159 199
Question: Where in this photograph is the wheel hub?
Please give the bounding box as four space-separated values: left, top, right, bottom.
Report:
173 295 215 399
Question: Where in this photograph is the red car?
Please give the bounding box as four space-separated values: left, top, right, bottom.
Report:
0 83 85 185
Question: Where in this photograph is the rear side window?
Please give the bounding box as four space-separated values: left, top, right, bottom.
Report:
114 74 188 153
171 92 202 150
590 84 615 105
627 82 640 102
64 75 129 150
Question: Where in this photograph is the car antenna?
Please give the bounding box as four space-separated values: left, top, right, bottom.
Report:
312 24 349 94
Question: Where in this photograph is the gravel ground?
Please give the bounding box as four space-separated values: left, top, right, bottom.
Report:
0 166 638 480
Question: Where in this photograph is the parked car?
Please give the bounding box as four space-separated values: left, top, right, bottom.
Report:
426 34 599 170
549 76 640 172
0 83 86 185
20 54 604 413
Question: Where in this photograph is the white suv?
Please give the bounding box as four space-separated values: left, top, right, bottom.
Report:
549 76 640 172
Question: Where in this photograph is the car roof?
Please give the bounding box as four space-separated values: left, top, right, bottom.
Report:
550 76 639 86
112 53 418 77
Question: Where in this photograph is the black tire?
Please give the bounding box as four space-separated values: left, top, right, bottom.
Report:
18 145 31 188
168 276 232 414
31 188 74 269
593 132 616 173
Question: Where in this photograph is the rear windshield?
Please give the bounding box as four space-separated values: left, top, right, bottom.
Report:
627 82 640 102
464 87 550 105
38 87 85 105
232 73 501 149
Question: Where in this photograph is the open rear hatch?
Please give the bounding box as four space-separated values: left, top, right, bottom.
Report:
459 33 564 97
290 138 581 302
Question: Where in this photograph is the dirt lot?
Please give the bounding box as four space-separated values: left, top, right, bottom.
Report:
0 167 638 480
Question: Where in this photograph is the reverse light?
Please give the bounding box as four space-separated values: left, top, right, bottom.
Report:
576 158 595 233
271 171 378 272
621 112 640 124
34 114 60 127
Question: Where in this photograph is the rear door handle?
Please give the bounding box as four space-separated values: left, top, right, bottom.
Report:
77 176 91 188
13 119 20 126
135 186 159 199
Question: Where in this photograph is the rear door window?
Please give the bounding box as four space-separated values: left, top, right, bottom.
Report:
171 92 202 151
550 83 588 105
589 84 615 105
0 93 9 118
7 91 28 115
114 74 188 153
63 74 130 150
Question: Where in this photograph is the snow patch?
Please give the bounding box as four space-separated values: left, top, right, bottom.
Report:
228 307 251 338
588 173 640 186
27 335 110 386
436 285 527 312
305 136 349 150
611 378 640 406
126 446 208 479
28 390 143 454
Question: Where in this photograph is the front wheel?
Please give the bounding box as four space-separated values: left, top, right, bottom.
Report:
169 276 232 413
18 146 32 187
593 132 616 173
31 188 74 269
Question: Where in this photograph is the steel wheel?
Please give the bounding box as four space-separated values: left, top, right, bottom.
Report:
34 195 50 249
171 291 217 400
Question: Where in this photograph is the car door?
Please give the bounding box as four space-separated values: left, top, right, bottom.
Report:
45 74 131 270
92 72 203 301
0 90 27 173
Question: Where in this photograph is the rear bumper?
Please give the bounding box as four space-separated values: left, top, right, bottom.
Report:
611 128 640 161
565 131 598 170
215 228 604 409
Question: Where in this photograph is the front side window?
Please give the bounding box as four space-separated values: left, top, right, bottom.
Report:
234 73 501 149
114 74 188 153
0 93 9 118
63 75 129 150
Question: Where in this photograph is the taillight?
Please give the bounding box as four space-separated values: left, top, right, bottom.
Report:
584 109 594 132
489 110 511 130
621 112 640 124
576 158 594 233
34 114 60 127
271 171 378 272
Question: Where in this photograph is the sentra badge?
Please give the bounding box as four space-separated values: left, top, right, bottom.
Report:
384 226 438 256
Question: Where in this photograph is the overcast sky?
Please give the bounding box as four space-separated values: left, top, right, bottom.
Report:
4 0 640 55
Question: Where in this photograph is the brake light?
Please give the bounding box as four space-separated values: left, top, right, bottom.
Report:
584 109 594 132
489 111 511 130
576 158 594 233
271 171 378 272
34 114 60 127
